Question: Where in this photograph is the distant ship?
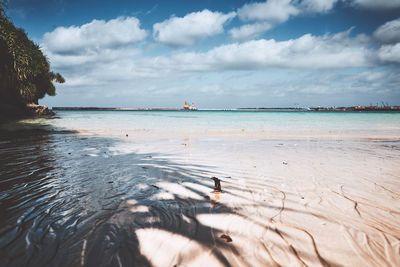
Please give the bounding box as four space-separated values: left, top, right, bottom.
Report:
183 101 197 110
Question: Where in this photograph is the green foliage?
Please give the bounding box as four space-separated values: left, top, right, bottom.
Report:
0 4 64 104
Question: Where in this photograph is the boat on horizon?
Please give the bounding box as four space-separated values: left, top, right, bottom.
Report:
183 101 197 110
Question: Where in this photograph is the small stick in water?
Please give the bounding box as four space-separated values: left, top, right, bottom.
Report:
211 177 222 192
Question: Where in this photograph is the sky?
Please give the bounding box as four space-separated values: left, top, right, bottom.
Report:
6 0 400 108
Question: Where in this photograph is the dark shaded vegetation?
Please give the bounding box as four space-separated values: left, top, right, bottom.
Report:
0 1 64 119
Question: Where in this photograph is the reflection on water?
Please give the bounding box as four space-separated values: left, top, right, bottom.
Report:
0 124 237 266
0 128 60 266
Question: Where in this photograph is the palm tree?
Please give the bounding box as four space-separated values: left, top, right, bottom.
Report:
0 2 64 106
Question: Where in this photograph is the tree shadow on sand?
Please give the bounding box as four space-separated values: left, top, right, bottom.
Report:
1 127 342 267
61 141 242 267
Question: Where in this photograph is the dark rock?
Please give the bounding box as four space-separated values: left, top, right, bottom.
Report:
26 104 55 116
0 103 55 122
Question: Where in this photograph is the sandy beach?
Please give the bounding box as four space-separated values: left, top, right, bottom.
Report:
1 112 400 266
86 131 400 266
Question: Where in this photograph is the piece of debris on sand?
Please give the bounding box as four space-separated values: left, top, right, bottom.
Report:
220 234 232 242
211 176 222 192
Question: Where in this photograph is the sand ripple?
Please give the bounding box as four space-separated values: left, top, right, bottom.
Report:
1 129 399 266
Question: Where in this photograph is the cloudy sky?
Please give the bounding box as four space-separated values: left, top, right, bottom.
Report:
7 0 400 108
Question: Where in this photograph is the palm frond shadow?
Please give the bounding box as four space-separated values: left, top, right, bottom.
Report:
76 147 242 267
1 130 341 267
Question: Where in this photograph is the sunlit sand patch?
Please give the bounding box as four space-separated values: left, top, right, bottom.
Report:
209 192 220 205
151 182 206 200
136 229 222 267
66 127 400 141
126 199 138 205
129 205 150 213
183 182 214 195
152 191 175 200
136 183 149 190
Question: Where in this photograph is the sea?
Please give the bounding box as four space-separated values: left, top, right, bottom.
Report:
1 110 399 266
20 110 400 137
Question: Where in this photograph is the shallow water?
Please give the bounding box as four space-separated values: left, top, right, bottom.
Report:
1 111 400 266
49 110 400 134
0 122 230 266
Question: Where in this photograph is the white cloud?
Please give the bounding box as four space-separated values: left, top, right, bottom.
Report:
40 13 399 108
229 22 272 40
209 32 371 69
351 0 400 9
149 30 373 71
153 9 235 46
235 0 400 26
378 43 400 63
44 26 378 96
45 47 141 69
237 0 299 23
301 0 339 13
374 18 400 44
374 18 400 64
43 17 147 54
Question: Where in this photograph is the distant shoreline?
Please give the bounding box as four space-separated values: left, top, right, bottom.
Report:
52 107 182 111
52 107 400 112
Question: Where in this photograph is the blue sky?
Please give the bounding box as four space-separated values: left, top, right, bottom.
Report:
6 0 400 108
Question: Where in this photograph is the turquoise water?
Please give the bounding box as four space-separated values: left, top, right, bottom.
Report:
49 110 400 133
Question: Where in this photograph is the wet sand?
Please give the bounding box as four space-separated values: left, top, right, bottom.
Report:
1 123 400 266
